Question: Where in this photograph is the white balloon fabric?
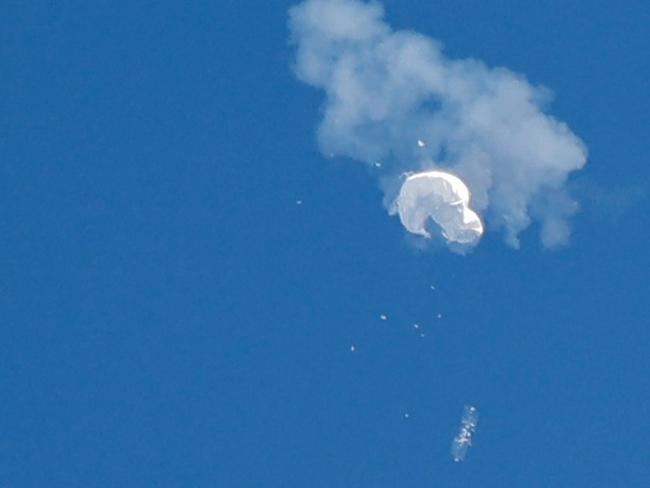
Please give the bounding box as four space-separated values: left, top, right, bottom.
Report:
395 170 484 245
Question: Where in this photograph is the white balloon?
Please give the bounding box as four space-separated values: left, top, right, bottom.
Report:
395 170 483 245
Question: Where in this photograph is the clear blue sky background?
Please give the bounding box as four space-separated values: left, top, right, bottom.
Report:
1 1 649 486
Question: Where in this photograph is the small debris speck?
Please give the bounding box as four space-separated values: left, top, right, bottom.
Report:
420 333 426 338
379 314 388 321
404 413 410 419
413 323 420 329
430 285 436 291
374 162 382 168
350 345 356 352
437 313 443 319
417 139 426 148
296 200 303 205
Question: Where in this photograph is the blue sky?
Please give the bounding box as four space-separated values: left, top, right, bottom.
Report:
1 1 648 486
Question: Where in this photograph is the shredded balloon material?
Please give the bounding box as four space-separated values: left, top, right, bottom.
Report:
395 170 483 245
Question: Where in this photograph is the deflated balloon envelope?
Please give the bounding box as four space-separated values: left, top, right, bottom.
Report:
395 170 483 245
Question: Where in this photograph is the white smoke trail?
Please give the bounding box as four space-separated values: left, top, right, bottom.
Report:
288 0 587 249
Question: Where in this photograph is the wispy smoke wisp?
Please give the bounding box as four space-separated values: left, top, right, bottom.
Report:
289 0 587 248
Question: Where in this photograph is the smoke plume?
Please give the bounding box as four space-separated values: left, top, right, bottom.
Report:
289 0 587 248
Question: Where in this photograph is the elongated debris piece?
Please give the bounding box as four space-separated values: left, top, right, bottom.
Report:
451 405 478 462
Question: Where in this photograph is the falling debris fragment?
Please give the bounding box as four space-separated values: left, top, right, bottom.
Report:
296 200 303 205
451 405 479 462
413 324 420 329
437 313 443 319
379 314 388 321
374 162 382 168
404 413 410 419
417 139 426 148
350 345 356 352
419 333 426 338
430 285 436 291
